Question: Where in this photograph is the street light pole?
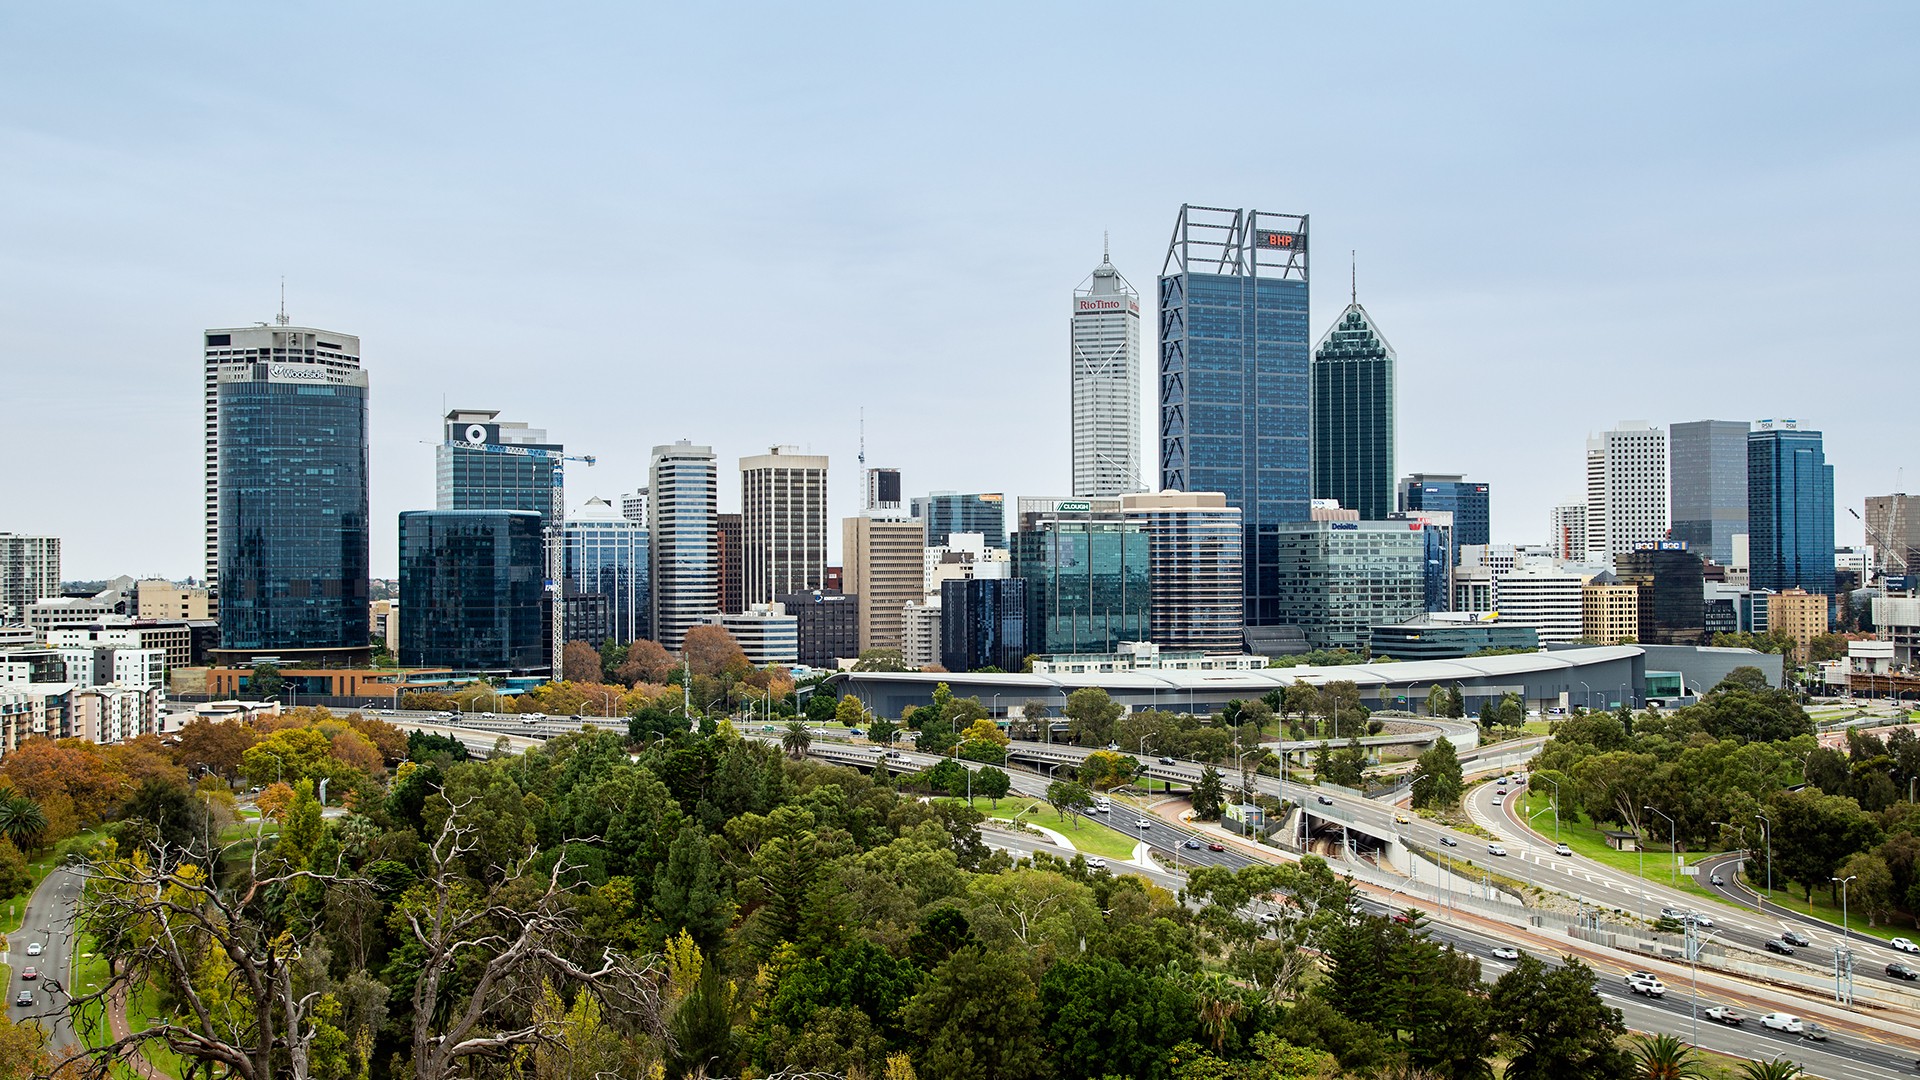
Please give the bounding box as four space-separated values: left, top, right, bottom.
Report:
1832 874 1856 942
1754 811 1773 900
1645 805 1678 886
1538 776 1562 844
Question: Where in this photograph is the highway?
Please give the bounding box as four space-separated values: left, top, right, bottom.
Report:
9 865 79 1054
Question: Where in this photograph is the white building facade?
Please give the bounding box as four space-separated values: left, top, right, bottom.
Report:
701 604 799 667
1585 422 1669 562
650 442 719 652
740 447 829 606
1493 565 1586 644
901 601 942 669
1070 249 1142 497
0 534 60 624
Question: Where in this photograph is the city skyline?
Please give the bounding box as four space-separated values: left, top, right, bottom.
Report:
4 6 1914 578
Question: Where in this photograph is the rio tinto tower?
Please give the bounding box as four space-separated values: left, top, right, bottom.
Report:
1071 240 1142 497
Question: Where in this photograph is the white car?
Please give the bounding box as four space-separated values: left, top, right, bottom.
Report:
1892 937 1919 954
1134 818 1154 830
1488 844 1508 857
1490 946 1520 960
22 943 39 957
1758 1012 1803 1034
1624 972 1667 997
1491 793 1504 806
1554 843 1572 857
1685 911 1714 928
1256 912 1278 925
1085 857 1108 870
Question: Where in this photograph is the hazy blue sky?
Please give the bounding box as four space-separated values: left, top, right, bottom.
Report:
5 3 1915 579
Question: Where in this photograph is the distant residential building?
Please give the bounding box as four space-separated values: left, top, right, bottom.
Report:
924 533 1012 600
1271 521 1425 651
215 341 369 664
563 497 650 644
369 599 399 650
780 591 859 669
1012 506 1149 655
1582 580 1640 644
70 684 162 745
398 510 547 673
843 516 924 655
1399 475 1489 548
740 448 828 605
701 604 798 667
1160 205 1312 625
1747 420 1835 596
1120 492 1243 651
1550 502 1588 562
940 578 1027 673
1669 420 1749 566
650 442 719 652
1368 616 1538 662
25 597 123 634
1071 247 1143 498
1767 588 1830 661
1865 494 1918 579
0 534 60 624
1615 543 1707 646
135 580 209 621
1494 564 1586 644
1585 422 1668 561
53 646 165 691
1311 299 1396 520
900 600 942 669
914 492 1007 549
48 623 204 673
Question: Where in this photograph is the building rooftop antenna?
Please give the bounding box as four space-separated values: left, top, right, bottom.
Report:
275 277 290 326
1103 230 1111 265
1350 250 1356 305
858 406 866 469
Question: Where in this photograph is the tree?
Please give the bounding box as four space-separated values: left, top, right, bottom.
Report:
616 638 677 686
1192 766 1226 821
780 722 812 760
1488 954 1630 1080
651 823 734 948
246 662 284 702
1734 1063 1804 1080
1410 737 1464 809
1064 687 1123 746
173 716 260 779
241 727 345 789
900 947 1047 1080
1630 1033 1708 1080
1046 780 1092 822
853 648 909 672
0 838 31 900
834 694 870 726
974 766 1011 807
0 1014 48 1080
1714 666 1772 693
561 640 602 683
1424 684 1451 717
1039 957 1195 1080
1077 750 1140 791
1769 788 1883 901
1688 683 1812 743
1019 699 1052 740
683 625 750 679
0 793 47 852
958 718 1009 764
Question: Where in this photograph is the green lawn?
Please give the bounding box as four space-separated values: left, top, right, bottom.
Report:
1514 790 1722 907
932 794 1147 861
1743 882 1920 944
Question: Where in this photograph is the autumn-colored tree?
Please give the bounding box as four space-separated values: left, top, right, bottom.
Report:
256 780 295 820
683 625 750 679
345 713 408 764
618 639 678 686
104 735 190 790
0 738 127 829
330 728 385 774
561 640 601 683
171 716 261 778
961 718 1010 748
241 727 345 788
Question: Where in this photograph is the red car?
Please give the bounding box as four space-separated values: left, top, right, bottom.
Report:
1207 841 1225 852
19 968 34 981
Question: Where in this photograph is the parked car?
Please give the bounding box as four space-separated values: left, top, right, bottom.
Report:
12 991 27 1008
1888 961 1919 981
1704 1005 1744 1025
1490 946 1520 960
1439 835 1459 847
1208 841 1225 852
1893 937 1920 954
1758 1012 1803 1033
1624 972 1666 997
1555 843 1572 856
23 943 39 957
1764 938 1796 956
1781 929 1811 947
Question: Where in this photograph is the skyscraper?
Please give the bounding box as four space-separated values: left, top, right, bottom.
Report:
716 513 744 615
203 322 362 616
864 467 902 513
740 447 828 605
214 344 370 662
563 497 650 644
1584 422 1669 561
1312 298 1396 520
1270 521 1425 651
1071 245 1142 497
1120 492 1243 651
1012 506 1149 655
649 442 718 652
1747 419 1835 595
842 516 924 655
1550 502 1588 562
1399 475 1490 548
940 578 1028 673
398 510 546 672
1615 543 1707 645
1669 420 1749 566
914 492 1007 549
1159 205 1311 625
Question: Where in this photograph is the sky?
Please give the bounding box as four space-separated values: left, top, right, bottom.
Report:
4 3 1916 580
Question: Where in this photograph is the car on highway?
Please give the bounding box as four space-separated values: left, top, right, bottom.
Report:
23 943 39 957
1094 798 1111 814
1660 906 1686 921
1208 841 1225 852
11 991 27 1008
1134 818 1154 830
1439 835 1459 847
1683 911 1713 928
1257 912 1277 924
1496 776 1508 787
1704 1005 1744 1025
1894 937 1920 954
1086 857 1108 870
1624 972 1666 997
1764 938 1796 955
1491 793 1504 806
1888 961 1919 981
1757 1012 1802 1033
1316 795 1334 806
1489 946 1520 960
1554 843 1572 856
18 968 33 981
1710 872 1723 886
1394 812 1410 824
1488 844 1508 857
1159 755 1176 765
1183 838 1202 850
1781 929 1811 947
1801 1021 1829 1041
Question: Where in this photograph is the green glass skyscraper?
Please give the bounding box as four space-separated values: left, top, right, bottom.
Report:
1311 297 1395 520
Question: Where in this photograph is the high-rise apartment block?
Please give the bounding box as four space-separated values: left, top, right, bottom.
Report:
1311 299 1396 521
649 442 718 652
914 493 1007 550
1120 492 1243 651
0 534 60 624
213 331 370 663
398 510 546 672
1071 247 1142 497
620 489 649 527
1159 205 1311 625
1584 422 1668 561
740 447 828 605
1669 420 1749 566
203 323 362 618
1865 494 1919 578
900 600 941 669
563 497 650 644
842 516 924 655
1399 475 1490 548
1747 420 1834 596
1550 502 1588 562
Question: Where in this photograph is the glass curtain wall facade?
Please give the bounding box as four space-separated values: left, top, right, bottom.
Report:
650 442 719 652
436 410 563 520
1159 206 1311 626
1747 421 1835 594
1311 303 1396 520
563 500 650 644
939 578 1028 673
216 365 370 656
1669 420 1749 566
1398 475 1490 548
398 511 546 671
1271 522 1425 651
1615 543 1707 645
1012 515 1149 654
913 492 1007 549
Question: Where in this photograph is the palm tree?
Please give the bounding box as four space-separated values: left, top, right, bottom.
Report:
780 721 811 760
1631 1034 1706 1080
0 793 46 850
1736 1060 1804 1080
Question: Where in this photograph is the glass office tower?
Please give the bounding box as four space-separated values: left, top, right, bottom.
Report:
913 492 1007 549
1747 420 1835 594
1159 205 1310 625
1311 301 1396 520
437 409 563 519
1271 521 1426 651
939 578 1028 673
215 361 370 660
563 497 650 644
398 510 546 671
1616 542 1707 645
1012 511 1149 654
1669 420 1749 566
1398 474 1490 548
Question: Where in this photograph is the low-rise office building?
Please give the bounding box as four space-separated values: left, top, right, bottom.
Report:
1368 616 1538 661
1766 588 1830 661
781 591 858 669
1582 579 1640 644
702 604 800 667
